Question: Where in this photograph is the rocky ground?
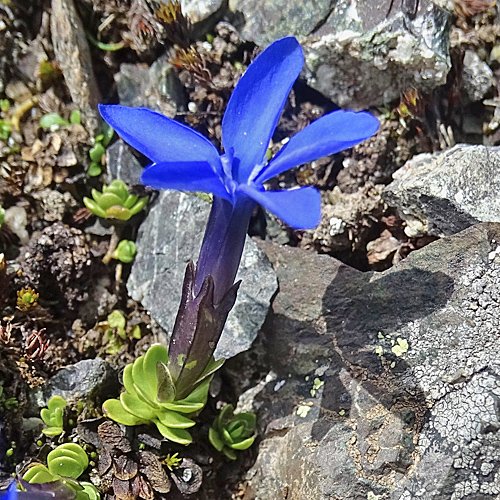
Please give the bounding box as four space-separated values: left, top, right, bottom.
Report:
1 0 500 499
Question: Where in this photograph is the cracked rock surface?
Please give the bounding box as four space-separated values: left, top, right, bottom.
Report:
245 223 500 500
127 191 277 360
383 144 500 237
230 0 451 108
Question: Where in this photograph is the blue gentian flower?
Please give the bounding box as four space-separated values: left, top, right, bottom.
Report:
99 37 378 393
99 36 378 299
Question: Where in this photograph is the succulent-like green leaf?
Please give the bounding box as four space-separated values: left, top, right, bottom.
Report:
156 362 176 403
104 206 132 220
47 443 88 479
122 364 139 398
129 197 148 216
132 356 158 406
70 110 81 125
208 428 224 452
107 310 126 330
107 180 129 200
40 408 53 426
47 456 84 479
103 398 147 426
83 198 106 218
47 395 68 411
42 426 64 437
194 357 225 386
88 163 102 177
229 435 256 450
228 423 245 440
235 412 256 431
157 409 195 429
40 113 70 129
222 447 237 460
101 124 114 147
143 344 169 400
154 421 193 445
96 192 124 211
222 428 234 444
120 392 156 421
210 404 257 458
122 193 139 209
23 464 56 483
89 143 105 163
79 482 101 500
113 240 136 263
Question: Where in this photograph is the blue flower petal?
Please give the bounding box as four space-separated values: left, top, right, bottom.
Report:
141 161 231 201
99 105 222 169
222 37 304 183
254 110 379 183
238 184 321 229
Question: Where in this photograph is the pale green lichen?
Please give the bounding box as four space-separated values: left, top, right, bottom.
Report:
310 377 324 397
392 338 409 357
297 404 312 418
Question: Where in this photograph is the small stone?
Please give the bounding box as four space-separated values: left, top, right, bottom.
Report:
31 358 117 408
115 56 186 119
462 50 494 102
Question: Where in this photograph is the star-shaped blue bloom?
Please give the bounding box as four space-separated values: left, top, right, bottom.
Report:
99 37 379 231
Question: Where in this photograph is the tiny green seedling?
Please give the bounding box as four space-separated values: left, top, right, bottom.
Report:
163 452 182 470
87 123 114 177
103 310 141 354
102 344 218 445
111 239 137 263
83 180 148 221
22 442 100 500
40 395 67 436
209 404 256 460
17 287 39 311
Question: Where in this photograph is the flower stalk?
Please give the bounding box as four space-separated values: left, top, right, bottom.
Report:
99 36 379 410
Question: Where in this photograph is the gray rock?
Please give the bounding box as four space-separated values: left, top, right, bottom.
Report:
127 191 277 360
246 223 500 499
181 0 226 22
304 0 451 109
31 358 117 408
383 144 500 237
105 139 144 186
229 0 451 109
115 55 187 119
462 50 495 103
51 0 101 134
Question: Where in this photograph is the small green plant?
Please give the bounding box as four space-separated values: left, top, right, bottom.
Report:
0 382 18 411
0 119 10 140
163 452 182 470
39 113 71 129
83 180 148 221
0 205 4 230
110 239 136 263
17 286 39 311
209 404 257 460
102 344 220 445
22 442 99 500
87 123 114 177
40 395 67 436
102 310 141 354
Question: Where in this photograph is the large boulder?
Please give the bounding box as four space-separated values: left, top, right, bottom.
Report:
245 223 500 499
